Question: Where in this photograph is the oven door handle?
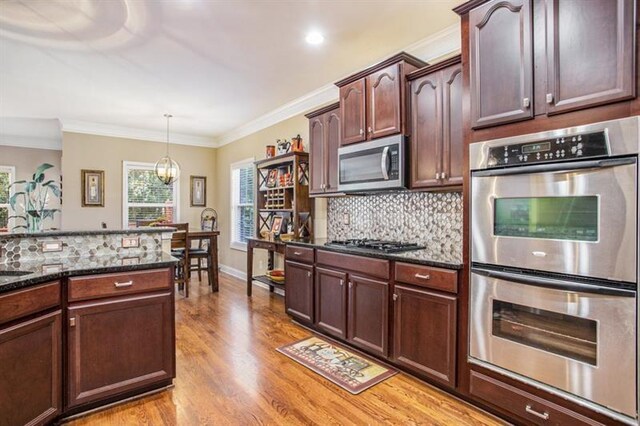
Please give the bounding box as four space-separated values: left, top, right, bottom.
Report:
471 157 636 177
471 266 636 297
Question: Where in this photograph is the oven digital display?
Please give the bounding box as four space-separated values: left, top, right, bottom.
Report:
494 196 598 242
521 141 551 154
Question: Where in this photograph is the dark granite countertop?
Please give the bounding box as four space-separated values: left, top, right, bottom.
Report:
0 227 176 239
0 252 178 293
287 238 462 270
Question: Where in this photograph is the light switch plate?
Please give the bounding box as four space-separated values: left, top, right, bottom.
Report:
121 257 140 266
42 241 63 253
122 237 140 248
42 263 62 274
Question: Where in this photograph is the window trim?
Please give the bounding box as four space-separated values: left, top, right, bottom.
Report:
122 161 180 228
0 166 15 231
230 157 255 251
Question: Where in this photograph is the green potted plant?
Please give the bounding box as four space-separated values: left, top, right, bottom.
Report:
9 163 61 232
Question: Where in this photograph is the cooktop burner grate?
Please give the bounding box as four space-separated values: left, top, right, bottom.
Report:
325 239 425 253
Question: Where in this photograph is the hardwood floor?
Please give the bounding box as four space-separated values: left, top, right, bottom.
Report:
67 273 504 425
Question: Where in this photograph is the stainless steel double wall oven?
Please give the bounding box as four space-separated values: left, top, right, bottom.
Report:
469 117 639 423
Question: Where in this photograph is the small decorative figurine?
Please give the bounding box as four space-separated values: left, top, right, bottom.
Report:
277 139 291 155
292 134 303 152
266 145 275 158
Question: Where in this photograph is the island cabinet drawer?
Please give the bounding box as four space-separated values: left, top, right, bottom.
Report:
0 281 61 325
316 250 389 280
285 245 314 263
470 371 603 426
68 268 172 302
394 263 457 294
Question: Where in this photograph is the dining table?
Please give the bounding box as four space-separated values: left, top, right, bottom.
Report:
186 229 220 292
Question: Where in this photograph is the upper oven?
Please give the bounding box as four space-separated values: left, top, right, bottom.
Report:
470 118 639 284
338 135 406 192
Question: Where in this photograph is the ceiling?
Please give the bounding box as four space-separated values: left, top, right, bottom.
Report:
0 0 461 146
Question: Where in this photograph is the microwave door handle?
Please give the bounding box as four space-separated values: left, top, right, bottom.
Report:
381 146 390 180
472 157 636 177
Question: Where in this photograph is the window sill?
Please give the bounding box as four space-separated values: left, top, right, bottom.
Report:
230 241 248 252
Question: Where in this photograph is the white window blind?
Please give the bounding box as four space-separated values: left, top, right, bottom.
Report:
123 162 179 228
230 158 255 250
0 166 14 232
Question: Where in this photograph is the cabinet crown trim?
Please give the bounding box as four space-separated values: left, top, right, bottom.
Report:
407 55 462 81
305 102 340 119
335 52 427 87
453 0 491 16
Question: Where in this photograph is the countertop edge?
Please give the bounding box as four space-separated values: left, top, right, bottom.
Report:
0 227 176 239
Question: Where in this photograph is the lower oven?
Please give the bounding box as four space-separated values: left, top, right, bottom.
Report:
469 267 637 419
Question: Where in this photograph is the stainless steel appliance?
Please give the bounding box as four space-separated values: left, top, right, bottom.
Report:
337 135 406 192
325 239 425 253
469 117 640 423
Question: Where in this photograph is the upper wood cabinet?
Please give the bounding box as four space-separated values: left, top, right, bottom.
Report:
306 103 341 196
408 57 463 189
545 0 635 114
336 52 427 145
468 0 533 129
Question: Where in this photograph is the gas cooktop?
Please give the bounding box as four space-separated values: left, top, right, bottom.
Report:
325 239 426 253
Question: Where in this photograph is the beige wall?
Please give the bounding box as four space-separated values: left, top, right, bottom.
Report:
62 132 217 230
0 146 62 229
215 114 327 275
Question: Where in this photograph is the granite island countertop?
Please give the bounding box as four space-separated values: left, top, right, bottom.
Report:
0 227 176 239
287 238 462 270
0 251 178 293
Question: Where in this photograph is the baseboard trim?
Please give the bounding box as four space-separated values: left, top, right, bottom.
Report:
219 264 285 296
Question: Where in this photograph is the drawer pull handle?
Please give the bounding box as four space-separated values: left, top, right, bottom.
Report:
414 273 431 280
525 405 549 420
293 251 302 255
114 280 134 288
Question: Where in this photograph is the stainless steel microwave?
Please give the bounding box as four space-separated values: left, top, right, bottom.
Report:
337 135 406 192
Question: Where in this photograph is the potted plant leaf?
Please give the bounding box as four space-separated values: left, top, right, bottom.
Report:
9 163 61 232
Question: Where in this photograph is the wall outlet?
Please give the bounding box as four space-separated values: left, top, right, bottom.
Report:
121 237 140 248
343 213 350 225
42 241 63 253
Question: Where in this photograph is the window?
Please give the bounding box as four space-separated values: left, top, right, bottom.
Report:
123 162 179 228
230 158 255 250
0 166 14 232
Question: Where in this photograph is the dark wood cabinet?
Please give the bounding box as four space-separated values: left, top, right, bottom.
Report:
315 267 348 339
393 284 457 388
337 52 426 145
284 260 314 324
67 291 175 408
347 274 388 357
545 0 635 114
0 311 61 426
306 103 341 195
408 57 463 189
468 0 534 128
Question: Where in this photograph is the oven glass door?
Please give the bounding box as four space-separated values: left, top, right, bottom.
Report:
471 161 637 282
470 271 637 417
339 145 390 185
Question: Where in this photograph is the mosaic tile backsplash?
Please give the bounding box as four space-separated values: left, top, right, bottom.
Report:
0 232 165 263
327 192 463 256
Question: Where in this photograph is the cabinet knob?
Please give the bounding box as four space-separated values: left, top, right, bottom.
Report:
348 281 353 288
441 172 447 180
340 279 344 286
307 271 311 278
70 317 76 327
393 294 398 301
359 129 364 136
522 97 530 108
546 93 554 104
435 172 440 180
367 126 372 134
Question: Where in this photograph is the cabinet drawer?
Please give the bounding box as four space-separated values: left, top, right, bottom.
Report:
394 263 457 294
285 245 314 263
470 370 602 426
68 268 172 302
0 281 60 325
316 250 389 280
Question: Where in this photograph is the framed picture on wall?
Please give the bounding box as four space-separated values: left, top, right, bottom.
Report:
190 176 206 207
81 170 104 207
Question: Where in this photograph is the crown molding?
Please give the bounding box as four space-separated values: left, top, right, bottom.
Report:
0 117 63 150
60 119 216 148
214 23 461 148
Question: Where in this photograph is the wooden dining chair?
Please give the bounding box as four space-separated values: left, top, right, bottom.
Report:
158 222 190 297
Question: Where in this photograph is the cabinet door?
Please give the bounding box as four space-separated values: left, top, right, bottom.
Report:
309 116 325 194
469 0 533 128
545 0 635 114
285 260 314 324
67 292 175 408
0 311 61 426
340 79 367 145
347 274 389 357
325 109 341 192
441 63 464 186
393 285 457 387
315 267 347 339
410 72 442 188
367 63 402 139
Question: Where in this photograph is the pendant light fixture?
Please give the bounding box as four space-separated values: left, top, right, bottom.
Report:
155 113 181 185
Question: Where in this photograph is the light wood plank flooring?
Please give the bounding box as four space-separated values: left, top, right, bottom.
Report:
68 273 504 425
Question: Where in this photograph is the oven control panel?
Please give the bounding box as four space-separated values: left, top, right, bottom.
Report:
487 131 609 168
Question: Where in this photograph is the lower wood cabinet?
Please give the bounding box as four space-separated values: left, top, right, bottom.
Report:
315 267 348 339
0 310 61 426
67 292 175 408
348 274 388 357
284 260 314 324
393 284 457 387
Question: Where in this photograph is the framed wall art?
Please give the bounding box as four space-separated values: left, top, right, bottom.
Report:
190 175 207 207
81 169 104 207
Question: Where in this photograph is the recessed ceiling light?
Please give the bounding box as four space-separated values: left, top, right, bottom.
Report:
305 31 324 45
